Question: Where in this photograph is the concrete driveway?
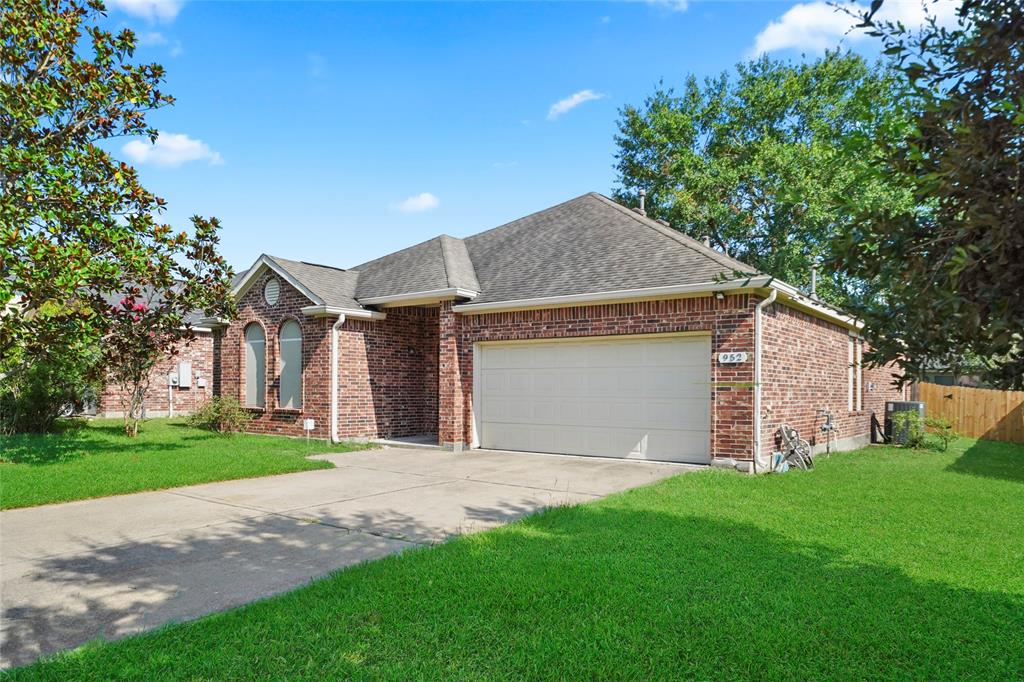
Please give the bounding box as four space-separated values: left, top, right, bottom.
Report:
0 447 690 668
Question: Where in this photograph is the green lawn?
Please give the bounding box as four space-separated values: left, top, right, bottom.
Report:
8 438 1024 680
0 419 369 509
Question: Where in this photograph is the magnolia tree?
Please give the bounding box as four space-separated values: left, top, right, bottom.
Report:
1 0 235 433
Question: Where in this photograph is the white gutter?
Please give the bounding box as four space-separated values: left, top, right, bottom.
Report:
330 314 346 443
752 288 778 474
358 288 479 306
301 305 386 320
452 278 773 314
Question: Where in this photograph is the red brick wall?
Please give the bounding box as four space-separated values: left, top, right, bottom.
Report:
216 271 439 440
216 270 333 439
760 301 906 456
337 306 439 439
97 332 214 417
440 295 758 461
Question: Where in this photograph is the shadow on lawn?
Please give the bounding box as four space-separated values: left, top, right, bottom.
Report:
0 430 187 466
946 438 1024 484
4 503 1023 678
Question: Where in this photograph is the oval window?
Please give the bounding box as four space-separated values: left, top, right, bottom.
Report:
264 278 280 306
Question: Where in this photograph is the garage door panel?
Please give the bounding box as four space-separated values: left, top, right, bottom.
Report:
479 335 711 464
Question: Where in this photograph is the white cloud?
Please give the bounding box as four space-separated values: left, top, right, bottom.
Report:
106 0 183 23
647 0 689 12
750 0 959 56
547 89 605 120
169 40 183 57
137 31 167 47
600 15 611 24
393 192 440 213
122 132 223 168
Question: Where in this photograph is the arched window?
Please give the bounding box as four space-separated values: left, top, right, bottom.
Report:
244 324 266 408
279 320 302 409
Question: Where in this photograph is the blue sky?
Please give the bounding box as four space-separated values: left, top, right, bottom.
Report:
102 0 948 271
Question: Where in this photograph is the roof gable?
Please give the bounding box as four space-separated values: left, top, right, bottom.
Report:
232 255 362 310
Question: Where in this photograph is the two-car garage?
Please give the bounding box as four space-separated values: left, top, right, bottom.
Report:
474 334 712 464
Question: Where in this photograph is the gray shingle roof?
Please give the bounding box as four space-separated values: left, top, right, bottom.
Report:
462 192 759 304
351 235 480 300
265 255 361 309
255 192 759 310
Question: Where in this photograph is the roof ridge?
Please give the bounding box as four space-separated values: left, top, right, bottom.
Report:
463 192 596 243
437 235 453 288
587 193 760 276
267 254 349 273
350 234 443 271
438 234 481 292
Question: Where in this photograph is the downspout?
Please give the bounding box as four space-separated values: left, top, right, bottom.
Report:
329 314 346 443
752 288 778 474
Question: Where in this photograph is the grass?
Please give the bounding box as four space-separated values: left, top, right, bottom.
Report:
7 438 1024 680
0 419 369 510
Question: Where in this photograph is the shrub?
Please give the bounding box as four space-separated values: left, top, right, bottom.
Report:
890 410 927 449
188 396 251 433
0 353 100 435
926 416 959 452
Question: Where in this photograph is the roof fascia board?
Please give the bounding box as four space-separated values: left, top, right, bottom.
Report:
451 278 772 314
231 255 325 307
769 283 863 330
300 305 387 320
358 288 480 307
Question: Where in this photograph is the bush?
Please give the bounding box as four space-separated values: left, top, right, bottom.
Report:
926 416 959 452
187 396 251 433
0 354 100 435
890 410 927 449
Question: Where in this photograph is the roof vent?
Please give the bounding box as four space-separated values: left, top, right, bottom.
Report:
638 189 647 217
656 218 671 227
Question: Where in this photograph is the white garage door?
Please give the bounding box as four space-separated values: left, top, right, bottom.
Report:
476 334 711 463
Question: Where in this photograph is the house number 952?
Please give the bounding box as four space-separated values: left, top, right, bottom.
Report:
718 352 748 364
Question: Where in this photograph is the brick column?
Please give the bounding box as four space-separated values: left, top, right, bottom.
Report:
437 300 465 449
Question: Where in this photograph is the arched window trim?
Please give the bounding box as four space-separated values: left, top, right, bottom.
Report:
244 322 267 408
278 318 303 410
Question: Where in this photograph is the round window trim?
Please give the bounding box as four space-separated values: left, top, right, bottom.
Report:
263 278 280 306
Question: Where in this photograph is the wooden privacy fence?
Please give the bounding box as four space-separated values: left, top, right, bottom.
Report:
918 382 1024 444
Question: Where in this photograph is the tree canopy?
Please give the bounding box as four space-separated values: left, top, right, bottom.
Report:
831 0 1023 388
614 51 914 308
0 0 234 365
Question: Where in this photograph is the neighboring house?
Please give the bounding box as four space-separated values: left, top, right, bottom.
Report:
208 193 905 471
92 293 218 418
93 330 214 418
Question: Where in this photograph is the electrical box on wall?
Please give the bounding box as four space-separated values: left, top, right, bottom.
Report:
196 377 207 388
178 361 192 389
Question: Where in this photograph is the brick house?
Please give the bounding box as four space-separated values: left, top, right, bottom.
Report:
93 330 214 418
208 193 905 471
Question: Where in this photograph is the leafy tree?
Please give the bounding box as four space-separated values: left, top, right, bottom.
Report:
0 0 235 432
614 51 913 307
102 218 228 437
831 0 1023 389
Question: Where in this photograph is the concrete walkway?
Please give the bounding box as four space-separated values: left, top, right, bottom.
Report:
0 447 690 668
